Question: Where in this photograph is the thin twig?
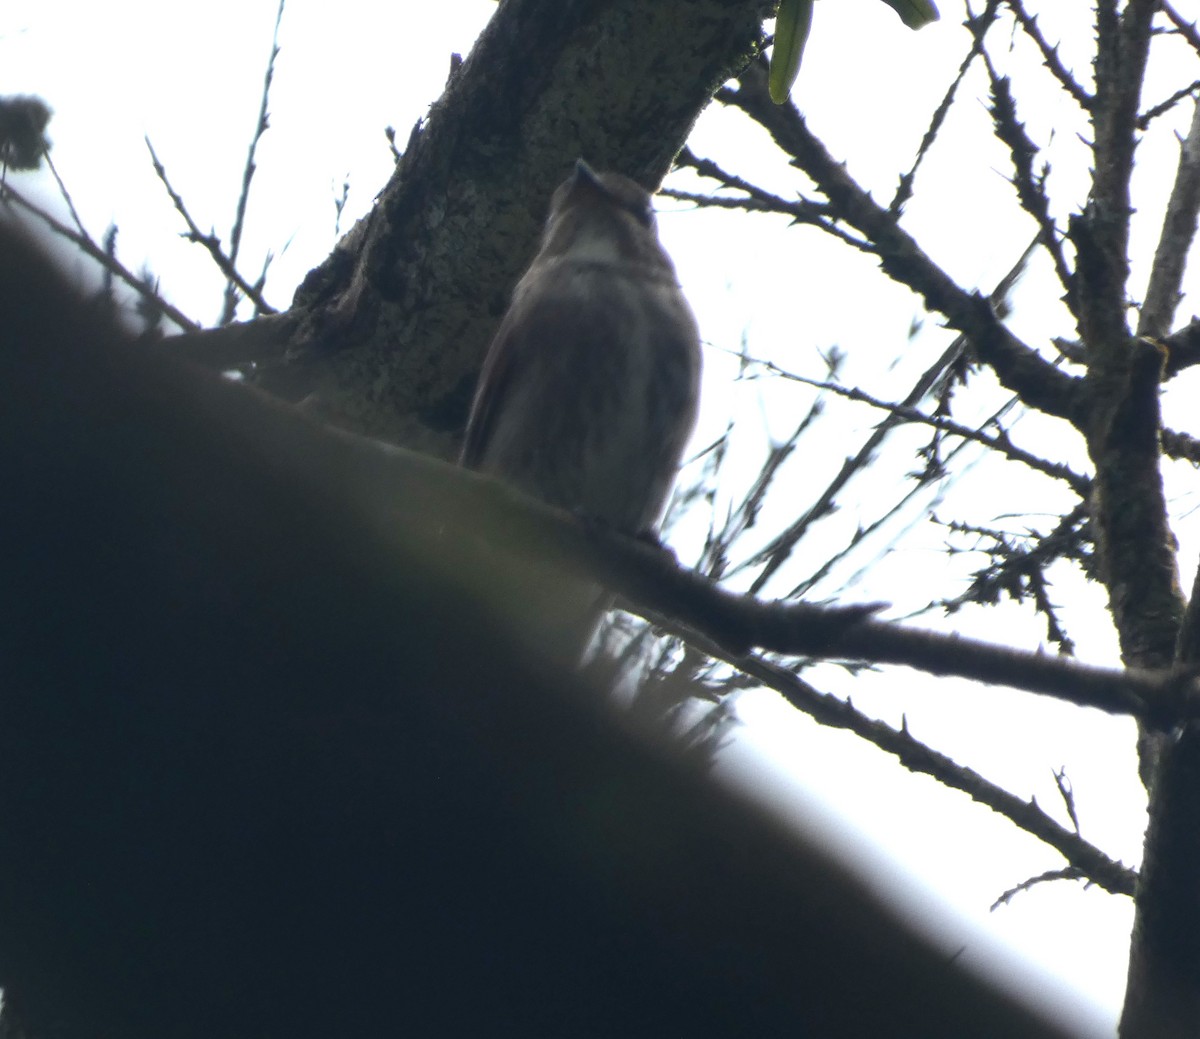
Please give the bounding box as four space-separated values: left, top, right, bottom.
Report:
1162 2 1200 57
890 0 1003 214
42 153 86 236
1139 80 1200 129
992 867 1090 910
978 47 1074 294
758 362 1090 494
720 60 1083 428
221 0 286 325
145 137 276 316
658 633 1139 896
1003 0 1094 109
931 502 1093 651
1139 95 1200 338
670 149 872 250
1 181 199 332
735 237 1042 594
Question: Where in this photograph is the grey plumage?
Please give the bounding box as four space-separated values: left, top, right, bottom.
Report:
461 160 702 661
462 160 701 532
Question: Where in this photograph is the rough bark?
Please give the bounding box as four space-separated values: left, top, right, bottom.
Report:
172 0 770 456
1074 4 1198 1036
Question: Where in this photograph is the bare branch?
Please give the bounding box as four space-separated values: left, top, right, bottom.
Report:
220 0 286 326
1065 2 1183 837
1066 0 1180 682
670 148 872 249
145 138 277 317
934 503 1093 655
567 512 1184 721
720 60 1084 427
1 182 198 332
42 153 86 237
1139 96 1200 338
738 239 1044 593
1086 0 1157 286
1163 315 1200 376
991 867 1091 910
1139 80 1200 129
1003 0 1094 109
1162 427 1200 465
682 645 1138 896
700 417 812 582
980 54 1074 294
890 0 1003 214
1162 2 1200 57
761 362 1090 494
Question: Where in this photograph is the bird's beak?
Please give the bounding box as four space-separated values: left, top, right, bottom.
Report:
572 158 603 191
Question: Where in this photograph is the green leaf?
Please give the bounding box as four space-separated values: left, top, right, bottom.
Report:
878 0 939 30
769 0 815 104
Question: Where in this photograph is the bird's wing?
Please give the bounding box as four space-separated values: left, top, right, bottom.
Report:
459 300 531 470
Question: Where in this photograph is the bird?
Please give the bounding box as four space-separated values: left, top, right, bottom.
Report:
461 158 702 662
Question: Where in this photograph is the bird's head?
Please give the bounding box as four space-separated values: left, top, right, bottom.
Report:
537 159 671 270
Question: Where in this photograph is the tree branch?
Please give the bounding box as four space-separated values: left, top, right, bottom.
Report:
1139 95 1200 339
980 53 1073 295
1162 426 1200 464
731 238 1045 594
1162 315 1200 376
720 59 1084 426
221 0 773 451
219 0 285 325
933 503 1093 655
1163 2 1200 57
891 0 1002 214
468 481 1193 725
145 138 276 317
701 648 1137 897
0 181 199 332
755 362 1090 495
1003 0 1093 109
670 148 871 248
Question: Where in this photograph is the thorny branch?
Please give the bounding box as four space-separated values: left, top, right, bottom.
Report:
757 361 1090 495
719 60 1084 428
1139 95 1200 339
978 51 1074 295
535 492 1191 726
657 628 1138 897
992 867 1090 911
892 0 1003 215
1002 0 1093 110
934 503 1092 654
1163 2 1200 57
668 149 871 250
720 240 1044 595
1139 80 1200 129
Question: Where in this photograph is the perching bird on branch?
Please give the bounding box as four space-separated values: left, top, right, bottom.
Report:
461 159 702 659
